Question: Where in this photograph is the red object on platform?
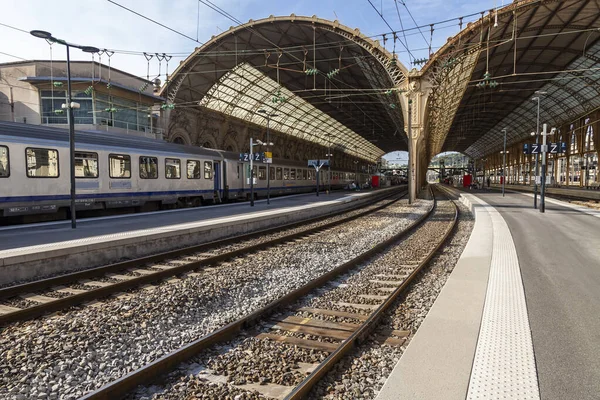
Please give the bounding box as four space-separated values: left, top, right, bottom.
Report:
463 174 472 188
500 176 505 184
371 175 380 187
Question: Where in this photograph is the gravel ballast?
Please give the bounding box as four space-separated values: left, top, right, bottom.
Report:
0 197 429 400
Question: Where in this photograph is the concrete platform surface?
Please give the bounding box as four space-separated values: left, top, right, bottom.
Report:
0 188 397 284
377 187 599 400
474 190 600 400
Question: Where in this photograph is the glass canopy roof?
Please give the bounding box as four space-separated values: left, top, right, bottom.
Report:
198 63 385 161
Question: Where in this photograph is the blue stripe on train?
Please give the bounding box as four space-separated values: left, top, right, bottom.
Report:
0 185 323 203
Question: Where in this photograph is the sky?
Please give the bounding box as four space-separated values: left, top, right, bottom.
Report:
0 0 501 161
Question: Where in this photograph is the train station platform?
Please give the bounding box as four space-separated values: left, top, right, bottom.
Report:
491 183 600 202
376 185 600 400
0 187 399 286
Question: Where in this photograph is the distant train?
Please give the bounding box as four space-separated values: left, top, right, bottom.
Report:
0 122 370 223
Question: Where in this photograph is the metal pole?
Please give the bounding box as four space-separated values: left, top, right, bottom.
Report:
502 128 507 197
66 44 77 229
266 118 270 205
327 148 331 194
250 137 254 207
540 124 548 213
533 97 540 208
407 100 413 204
316 165 320 197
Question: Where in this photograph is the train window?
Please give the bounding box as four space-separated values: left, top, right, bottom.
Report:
258 166 267 180
0 146 9 177
302 169 307 180
109 154 131 179
204 161 213 179
139 156 158 179
26 147 59 178
276 167 282 180
75 152 98 178
290 169 296 180
269 167 275 180
283 168 289 180
165 158 181 179
187 160 201 179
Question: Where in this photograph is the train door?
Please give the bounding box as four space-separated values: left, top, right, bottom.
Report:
238 162 245 190
213 161 221 202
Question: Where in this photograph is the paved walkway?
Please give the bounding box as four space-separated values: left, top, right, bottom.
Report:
0 190 380 252
376 187 600 400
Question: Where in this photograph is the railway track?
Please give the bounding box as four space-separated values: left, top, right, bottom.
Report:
0 188 405 326
80 186 458 400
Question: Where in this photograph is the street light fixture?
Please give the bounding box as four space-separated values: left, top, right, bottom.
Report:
30 30 99 229
257 109 278 205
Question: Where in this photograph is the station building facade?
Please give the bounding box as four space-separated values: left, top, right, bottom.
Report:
0 60 163 139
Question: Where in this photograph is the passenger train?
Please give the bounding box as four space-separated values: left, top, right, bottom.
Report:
0 122 369 224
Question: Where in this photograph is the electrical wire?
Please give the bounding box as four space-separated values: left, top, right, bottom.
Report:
393 0 412 64
366 0 415 60
106 0 202 44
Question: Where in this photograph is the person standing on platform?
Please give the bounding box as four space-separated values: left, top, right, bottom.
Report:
487 176 491 190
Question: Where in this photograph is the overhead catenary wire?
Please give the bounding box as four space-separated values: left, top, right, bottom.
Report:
393 0 412 65
366 0 416 61
106 0 203 44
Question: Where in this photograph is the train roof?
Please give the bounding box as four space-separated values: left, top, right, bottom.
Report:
0 121 224 158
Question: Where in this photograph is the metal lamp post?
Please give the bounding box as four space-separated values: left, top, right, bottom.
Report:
326 151 333 194
540 124 555 213
249 138 272 207
257 109 278 205
501 128 507 197
30 30 99 229
531 91 545 208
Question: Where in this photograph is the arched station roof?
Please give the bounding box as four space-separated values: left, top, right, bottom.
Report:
162 15 408 162
424 0 600 159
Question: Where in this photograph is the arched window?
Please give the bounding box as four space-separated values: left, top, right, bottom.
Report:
585 124 594 151
570 124 578 154
172 137 185 145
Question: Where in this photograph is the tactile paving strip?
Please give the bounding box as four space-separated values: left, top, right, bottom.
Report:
467 197 540 400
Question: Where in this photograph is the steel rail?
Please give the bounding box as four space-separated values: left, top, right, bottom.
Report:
0 188 405 326
285 185 459 399
79 188 435 400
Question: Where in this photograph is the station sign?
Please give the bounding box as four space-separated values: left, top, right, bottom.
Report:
308 159 329 168
239 152 266 162
523 142 567 154
264 151 272 164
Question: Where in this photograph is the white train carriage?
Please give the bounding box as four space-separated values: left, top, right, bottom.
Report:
0 121 370 223
0 122 224 219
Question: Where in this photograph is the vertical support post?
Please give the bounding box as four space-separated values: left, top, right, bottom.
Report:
66 44 77 229
266 118 271 205
250 137 254 207
407 100 413 204
541 124 548 213
316 165 320 197
534 97 540 208
502 128 507 197
9 87 15 122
